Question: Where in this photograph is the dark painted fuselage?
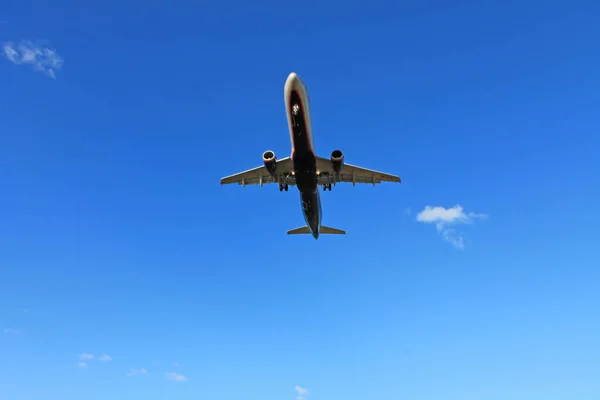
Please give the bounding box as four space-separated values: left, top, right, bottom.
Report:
286 83 322 239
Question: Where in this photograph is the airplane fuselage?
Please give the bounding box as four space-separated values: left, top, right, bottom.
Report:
284 73 322 239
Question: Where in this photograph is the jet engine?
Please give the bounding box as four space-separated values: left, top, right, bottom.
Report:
263 150 277 177
331 149 344 175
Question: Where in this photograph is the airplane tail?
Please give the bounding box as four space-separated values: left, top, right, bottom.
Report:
287 225 346 235
320 225 346 234
287 226 311 235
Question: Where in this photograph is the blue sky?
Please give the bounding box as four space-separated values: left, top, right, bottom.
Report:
1 0 599 399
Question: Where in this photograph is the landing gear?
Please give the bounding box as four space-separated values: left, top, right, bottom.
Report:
279 184 289 192
322 184 332 191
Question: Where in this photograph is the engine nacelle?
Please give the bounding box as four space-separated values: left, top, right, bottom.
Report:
262 150 277 177
331 149 344 175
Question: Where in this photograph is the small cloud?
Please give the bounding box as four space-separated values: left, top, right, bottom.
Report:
79 353 94 361
416 204 487 224
165 372 187 382
99 354 112 362
295 385 308 400
295 385 308 395
2 40 64 78
127 368 148 376
416 204 487 249
78 361 88 369
3 328 20 333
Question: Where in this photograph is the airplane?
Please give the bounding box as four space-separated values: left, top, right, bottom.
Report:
220 72 401 239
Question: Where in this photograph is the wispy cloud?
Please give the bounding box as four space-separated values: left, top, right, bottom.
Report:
99 354 112 362
416 205 488 249
127 368 148 376
76 353 94 368
79 353 94 361
295 385 308 400
3 328 20 333
2 40 63 78
165 372 187 382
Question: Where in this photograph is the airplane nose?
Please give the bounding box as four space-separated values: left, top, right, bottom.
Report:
285 72 302 91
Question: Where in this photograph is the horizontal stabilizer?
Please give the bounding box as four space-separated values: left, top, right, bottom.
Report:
287 226 311 235
286 225 346 235
320 225 346 235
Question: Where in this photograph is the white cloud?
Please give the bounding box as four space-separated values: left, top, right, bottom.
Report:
127 367 148 376
295 385 308 400
79 353 94 361
3 328 20 333
165 372 187 382
78 361 88 369
2 40 64 78
416 205 488 249
99 354 112 362
295 385 308 395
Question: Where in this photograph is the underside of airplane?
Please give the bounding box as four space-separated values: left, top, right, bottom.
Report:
220 151 401 190
220 72 401 238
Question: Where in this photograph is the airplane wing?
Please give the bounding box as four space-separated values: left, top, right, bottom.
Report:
220 157 295 186
315 156 401 186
